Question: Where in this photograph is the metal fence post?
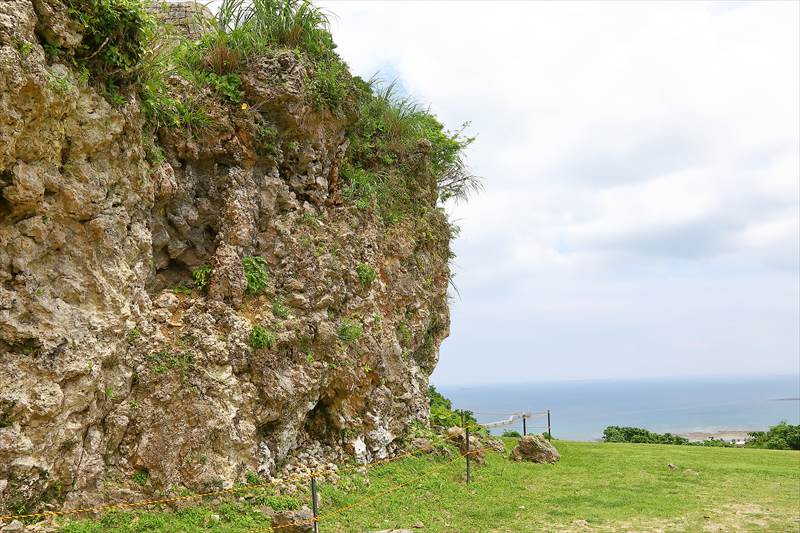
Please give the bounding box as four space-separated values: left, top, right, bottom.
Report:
311 475 319 533
522 414 527 436
547 409 552 441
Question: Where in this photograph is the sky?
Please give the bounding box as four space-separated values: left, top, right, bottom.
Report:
319 1 800 385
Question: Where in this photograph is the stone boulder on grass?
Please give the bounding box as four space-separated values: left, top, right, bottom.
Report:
510 435 560 464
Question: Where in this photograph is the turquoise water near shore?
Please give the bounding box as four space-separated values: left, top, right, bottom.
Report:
436 374 800 441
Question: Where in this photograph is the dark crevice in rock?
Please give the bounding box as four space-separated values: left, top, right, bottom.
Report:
303 396 337 443
148 257 192 293
0 190 11 225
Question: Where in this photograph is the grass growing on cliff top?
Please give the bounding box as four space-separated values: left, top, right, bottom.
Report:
56 440 799 532
56 0 479 219
343 78 481 215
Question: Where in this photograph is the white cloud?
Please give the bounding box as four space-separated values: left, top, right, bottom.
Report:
321 0 800 383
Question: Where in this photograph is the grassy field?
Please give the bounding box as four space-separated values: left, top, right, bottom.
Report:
56 439 799 532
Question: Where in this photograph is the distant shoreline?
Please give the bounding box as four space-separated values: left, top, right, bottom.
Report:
586 429 762 444
675 429 756 443
439 374 799 442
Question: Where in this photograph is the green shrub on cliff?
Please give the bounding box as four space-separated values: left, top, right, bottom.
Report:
342 79 480 223
427 386 478 429
64 0 155 88
310 58 351 114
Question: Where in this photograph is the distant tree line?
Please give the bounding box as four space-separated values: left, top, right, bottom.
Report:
603 426 694 445
603 422 800 450
744 422 800 450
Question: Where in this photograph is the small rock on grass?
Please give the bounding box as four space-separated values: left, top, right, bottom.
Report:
1 521 24 532
271 507 314 533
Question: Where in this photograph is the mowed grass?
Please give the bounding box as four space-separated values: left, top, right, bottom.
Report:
57 439 799 532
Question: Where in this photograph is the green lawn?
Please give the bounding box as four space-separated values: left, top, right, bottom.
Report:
56 439 800 532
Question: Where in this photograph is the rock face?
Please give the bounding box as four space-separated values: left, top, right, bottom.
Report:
0 1 452 514
145 1 212 38
510 436 560 464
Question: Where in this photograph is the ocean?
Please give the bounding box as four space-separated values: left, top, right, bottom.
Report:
436 374 800 441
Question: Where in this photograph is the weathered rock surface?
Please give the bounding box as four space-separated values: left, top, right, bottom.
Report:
446 427 485 465
510 435 560 464
270 507 315 533
485 436 506 453
0 0 451 515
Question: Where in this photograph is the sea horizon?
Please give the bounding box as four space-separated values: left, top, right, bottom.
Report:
436 373 800 441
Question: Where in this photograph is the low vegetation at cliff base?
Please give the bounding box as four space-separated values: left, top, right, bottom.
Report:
57 439 800 532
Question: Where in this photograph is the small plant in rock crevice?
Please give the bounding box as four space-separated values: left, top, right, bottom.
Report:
172 284 192 295
337 320 362 343
146 349 194 375
397 322 412 345
14 40 33 57
272 299 289 319
47 72 74 94
192 265 213 292
242 255 269 294
132 470 149 486
0 401 15 429
198 71 244 103
256 124 279 154
249 324 274 349
355 263 377 287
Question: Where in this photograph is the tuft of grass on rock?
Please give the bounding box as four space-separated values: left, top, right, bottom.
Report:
336 320 362 343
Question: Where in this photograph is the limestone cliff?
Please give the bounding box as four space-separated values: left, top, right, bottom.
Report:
0 0 467 514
